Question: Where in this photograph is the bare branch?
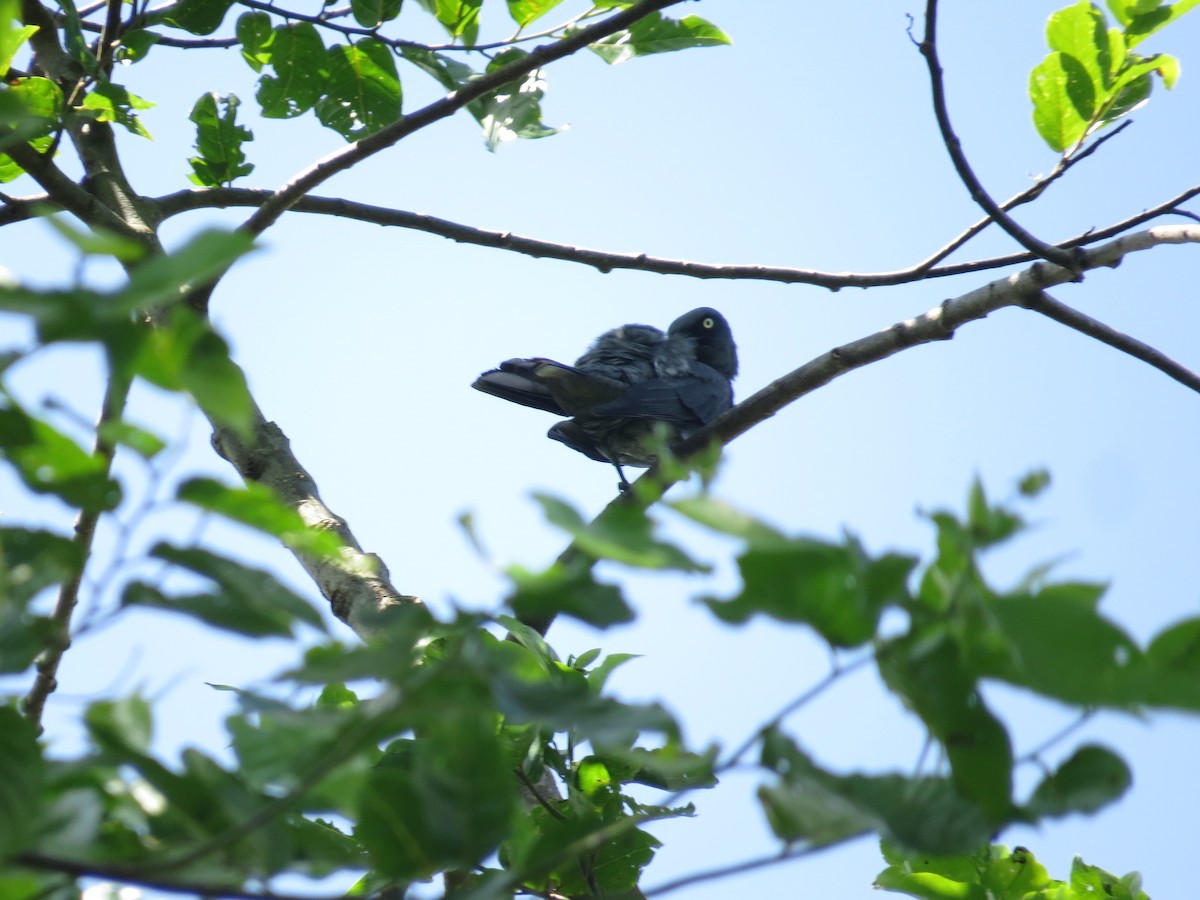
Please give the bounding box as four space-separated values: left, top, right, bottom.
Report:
642 842 848 898
919 0 1078 270
911 121 1133 273
1024 290 1200 395
148 182 1200 291
240 0 687 237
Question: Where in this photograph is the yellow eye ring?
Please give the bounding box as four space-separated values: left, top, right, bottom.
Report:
703 317 715 329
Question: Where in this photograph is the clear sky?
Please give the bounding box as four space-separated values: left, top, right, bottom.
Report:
4 2 1200 897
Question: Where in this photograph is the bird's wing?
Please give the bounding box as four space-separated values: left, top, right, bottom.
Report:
590 363 732 424
547 420 611 462
472 358 567 414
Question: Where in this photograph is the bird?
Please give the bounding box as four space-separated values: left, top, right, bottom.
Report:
472 307 738 488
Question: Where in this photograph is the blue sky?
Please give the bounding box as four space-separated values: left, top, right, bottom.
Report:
4 2 1200 897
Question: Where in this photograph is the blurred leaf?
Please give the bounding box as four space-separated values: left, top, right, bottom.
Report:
315 40 402 140
878 631 1013 821
875 842 1059 900
43 215 146 262
161 0 234 35
0 527 83 606
507 559 634 630
400 45 476 92
115 28 160 62
505 0 564 27
1026 744 1131 818
85 696 154 757
188 92 255 187
0 0 39 74
590 13 731 65
124 543 326 636
97 418 167 459
177 477 346 558
759 731 992 854
670 494 786 544
532 492 706 571
134 307 255 439
966 478 1025 546
357 714 517 878
0 398 122 511
1018 468 1052 497
586 651 639 693
0 706 44 855
978 584 1140 706
706 533 915 647
258 23 327 118
120 228 255 313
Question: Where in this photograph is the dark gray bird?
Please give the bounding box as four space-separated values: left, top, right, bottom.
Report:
472 308 738 487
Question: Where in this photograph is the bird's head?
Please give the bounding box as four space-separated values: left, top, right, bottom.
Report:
668 307 738 379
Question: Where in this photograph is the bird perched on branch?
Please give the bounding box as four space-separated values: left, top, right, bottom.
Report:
472 307 738 488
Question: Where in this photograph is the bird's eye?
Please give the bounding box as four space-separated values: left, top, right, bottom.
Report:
703 317 715 329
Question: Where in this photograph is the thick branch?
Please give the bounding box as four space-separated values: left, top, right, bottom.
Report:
241 0 686 237
919 0 1078 270
209 400 420 636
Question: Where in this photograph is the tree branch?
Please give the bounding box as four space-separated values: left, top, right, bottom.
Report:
641 842 848 898
240 0 686 237
918 0 1078 270
143 182 1200 290
22 370 129 730
209 401 420 635
1023 290 1200 395
15 852 346 900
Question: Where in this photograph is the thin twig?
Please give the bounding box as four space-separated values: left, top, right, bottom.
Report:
22 370 129 730
138 181 1200 291
918 0 1078 270
1017 710 1097 766
719 654 874 772
15 852 347 900
911 121 1133 273
640 841 859 898
1024 291 1200 394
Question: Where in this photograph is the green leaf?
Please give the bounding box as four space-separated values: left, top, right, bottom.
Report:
177 477 346 558
1017 468 1052 497
115 28 160 63
121 228 255 313
759 732 993 854
507 559 635 630
1047 1 1111 90
875 842 1058 900
670 494 787 544
236 11 274 72
97 418 167 459
124 542 327 637
85 696 154 756
400 45 476 92
1031 51 1095 151
0 528 72 672
977 584 1141 706
188 92 255 187
590 13 731 65
258 23 327 118
532 492 706 571
1026 744 1131 818
349 0 398 28
0 706 44 855
0 0 39 74
1118 0 1200 47
421 0 482 44
505 0 565 27
1071 856 1150 900
79 81 155 139
0 398 122 511
878 631 1014 822
706 533 915 647
357 717 517 878
315 39 403 140
42 215 146 262
586 651 639 693
134 307 255 439
161 0 234 35
468 49 563 151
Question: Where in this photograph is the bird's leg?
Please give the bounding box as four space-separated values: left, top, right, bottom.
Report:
613 463 632 493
